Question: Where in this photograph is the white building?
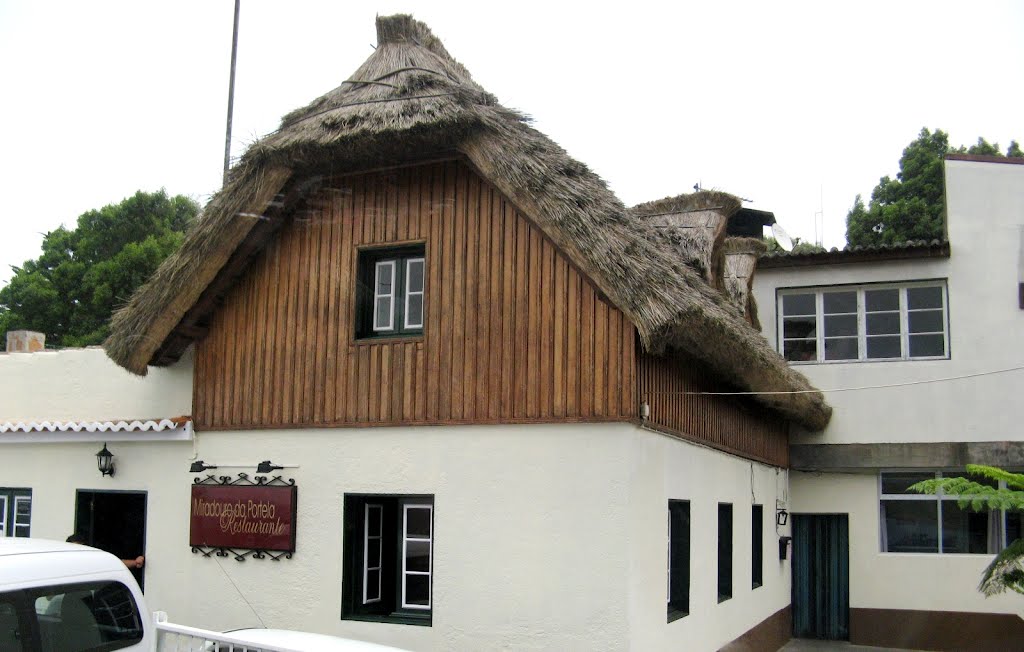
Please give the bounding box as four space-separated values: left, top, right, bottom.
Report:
752 154 1024 650
0 14 833 652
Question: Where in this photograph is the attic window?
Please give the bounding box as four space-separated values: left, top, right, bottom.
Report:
357 245 425 339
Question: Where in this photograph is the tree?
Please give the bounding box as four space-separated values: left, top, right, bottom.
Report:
846 129 1024 248
0 190 199 348
910 465 1024 597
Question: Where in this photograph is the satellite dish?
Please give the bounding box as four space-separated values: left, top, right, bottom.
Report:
771 222 794 252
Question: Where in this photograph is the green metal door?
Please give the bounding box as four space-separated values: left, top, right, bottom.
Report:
791 514 849 640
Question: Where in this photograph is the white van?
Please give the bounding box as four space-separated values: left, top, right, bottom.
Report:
0 537 152 651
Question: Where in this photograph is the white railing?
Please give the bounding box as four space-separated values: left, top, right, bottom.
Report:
152 611 303 652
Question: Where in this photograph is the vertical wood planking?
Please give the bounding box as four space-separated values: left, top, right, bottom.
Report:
195 161 640 430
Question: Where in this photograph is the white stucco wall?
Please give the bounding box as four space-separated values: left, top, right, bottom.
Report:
0 413 790 651
753 158 1024 445
0 346 192 422
791 471 1023 617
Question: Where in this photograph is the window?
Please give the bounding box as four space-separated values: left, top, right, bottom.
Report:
880 471 1019 554
667 501 689 621
0 489 31 537
357 246 425 339
778 282 948 363
752 504 763 589
717 503 733 602
0 581 144 652
342 494 433 625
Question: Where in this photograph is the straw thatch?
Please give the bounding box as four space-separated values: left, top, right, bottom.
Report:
722 237 767 329
104 14 830 430
630 191 738 287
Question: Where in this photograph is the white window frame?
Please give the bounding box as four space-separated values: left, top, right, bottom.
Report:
372 260 397 332
777 281 949 364
12 496 30 537
879 471 1016 554
362 504 383 605
0 496 6 538
403 257 425 330
401 503 432 610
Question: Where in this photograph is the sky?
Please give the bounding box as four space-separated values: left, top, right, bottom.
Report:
1 0 1022 287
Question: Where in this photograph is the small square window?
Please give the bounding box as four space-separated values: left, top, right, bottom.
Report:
342 494 433 626
356 246 425 339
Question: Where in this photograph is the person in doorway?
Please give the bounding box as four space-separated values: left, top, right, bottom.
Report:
66 533 145 569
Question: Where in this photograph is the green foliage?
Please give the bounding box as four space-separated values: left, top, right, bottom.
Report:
763 236 827 255
910 465 1024 596
0 190 198 348
846 129 1023 248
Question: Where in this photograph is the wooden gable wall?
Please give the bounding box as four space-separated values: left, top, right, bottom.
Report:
193 160 637 430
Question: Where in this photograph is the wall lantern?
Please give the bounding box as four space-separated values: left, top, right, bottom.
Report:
776 508 789 527
96 443 115 477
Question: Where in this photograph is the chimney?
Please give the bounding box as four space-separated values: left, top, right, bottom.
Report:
5 331 45 353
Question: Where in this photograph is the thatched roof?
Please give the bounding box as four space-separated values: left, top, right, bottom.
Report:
104 14 831 431
722 237 767 329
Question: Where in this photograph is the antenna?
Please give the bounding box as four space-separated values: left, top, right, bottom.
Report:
772 223 794 252
814 184 824 247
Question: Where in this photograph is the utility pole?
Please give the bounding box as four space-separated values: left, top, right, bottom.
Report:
223 0 241 186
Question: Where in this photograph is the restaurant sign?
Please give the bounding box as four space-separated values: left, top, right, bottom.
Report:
189 481 297 556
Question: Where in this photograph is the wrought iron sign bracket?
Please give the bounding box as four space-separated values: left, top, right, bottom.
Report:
191 545 293 562
193 472 296 487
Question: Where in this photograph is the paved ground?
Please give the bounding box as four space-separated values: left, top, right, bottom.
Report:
780 640 925 652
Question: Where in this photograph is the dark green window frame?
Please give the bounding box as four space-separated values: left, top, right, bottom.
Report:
356 245 425 340
752 504 763 589
718 503 733 603
341 494 433 626
667 500 690 622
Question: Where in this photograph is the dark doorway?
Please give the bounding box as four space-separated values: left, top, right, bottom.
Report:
75 490 147 590
791 514 849 640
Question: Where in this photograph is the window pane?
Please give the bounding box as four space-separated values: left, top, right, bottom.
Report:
367 537 381 566
1007 512 1023 545
367 505 381 534
907 286 942 310
407 259 424 292
866 312 900 335
751 505 763 589
942 504 994 554
824 314 857 337
823 291 856 314
909 334 945 358
783 316 816 339
365 569 380 601
404 575 430 607
667 501 690 615
717 504 732 602
405 507 431 538
405 540 431 573
0 598 23 652
865 288 899 312
375 263 393 293
882 473 935 495
882 500 938 552
374 297 393 330
823 337 857 360
784 339 817 362
33 583 143 648
406 294 423 329
866 336 901 359
782 293 815 316
908 309 944 334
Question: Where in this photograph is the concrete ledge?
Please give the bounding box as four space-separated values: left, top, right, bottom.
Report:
791 441 1024 471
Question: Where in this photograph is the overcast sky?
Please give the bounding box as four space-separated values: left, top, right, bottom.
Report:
1 0 1021 287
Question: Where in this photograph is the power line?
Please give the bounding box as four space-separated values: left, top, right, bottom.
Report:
649 364 1024 396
